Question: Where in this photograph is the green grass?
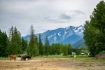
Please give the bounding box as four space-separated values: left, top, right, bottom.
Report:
0 57 8 60
32 55 105 63
0 55 105 63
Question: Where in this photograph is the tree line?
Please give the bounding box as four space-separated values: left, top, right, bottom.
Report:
0 25 76 57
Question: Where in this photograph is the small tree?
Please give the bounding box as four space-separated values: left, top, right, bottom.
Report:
61 44 70 56
38 34 44 56
44 37 50 56
27 25 39 56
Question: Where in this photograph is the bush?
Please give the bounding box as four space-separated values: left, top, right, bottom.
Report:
99 51 105 54
96 51 105 59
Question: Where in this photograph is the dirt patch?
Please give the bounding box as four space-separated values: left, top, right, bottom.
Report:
0 58 105 70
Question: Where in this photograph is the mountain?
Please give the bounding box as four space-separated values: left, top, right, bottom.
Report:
24 25 85 48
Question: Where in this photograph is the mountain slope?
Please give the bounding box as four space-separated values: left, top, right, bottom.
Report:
41 25 84 48
24 25 84 48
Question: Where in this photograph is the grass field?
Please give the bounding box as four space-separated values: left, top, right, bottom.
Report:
0 55 105 70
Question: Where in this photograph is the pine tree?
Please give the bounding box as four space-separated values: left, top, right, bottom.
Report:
0 30 9 57
27 25 39 56
44 37 50 55
8 27 22 55
38 34 44 56
21 38 27 53
50 43 62 55
84 1 105 56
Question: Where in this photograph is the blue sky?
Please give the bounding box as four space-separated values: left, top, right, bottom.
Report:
0 0 101 36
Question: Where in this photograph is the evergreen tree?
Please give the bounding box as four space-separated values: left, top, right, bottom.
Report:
44 37 50 55
67 44 72 55
50 43 72 56
27 25 39 56
84 1 105 56
50 43 62 55
0 30 9 57
61 44 70 56
8 27 22 55
38 34 44 56
21 38 27 53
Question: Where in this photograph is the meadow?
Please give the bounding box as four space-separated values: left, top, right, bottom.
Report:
0 55 105 70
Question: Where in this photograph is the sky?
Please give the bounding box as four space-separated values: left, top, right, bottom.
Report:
0 0 101 36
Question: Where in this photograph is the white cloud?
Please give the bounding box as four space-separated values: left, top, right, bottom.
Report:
0 0 102 36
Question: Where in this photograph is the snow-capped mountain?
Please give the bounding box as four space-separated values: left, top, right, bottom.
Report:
24 25 85 48
41 25 84 48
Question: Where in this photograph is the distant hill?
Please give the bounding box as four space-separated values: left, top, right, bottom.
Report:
24 25 85 48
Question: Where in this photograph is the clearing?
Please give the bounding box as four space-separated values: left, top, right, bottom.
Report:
0 56 105 70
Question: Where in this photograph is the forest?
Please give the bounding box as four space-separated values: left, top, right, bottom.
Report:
0 25 78 57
